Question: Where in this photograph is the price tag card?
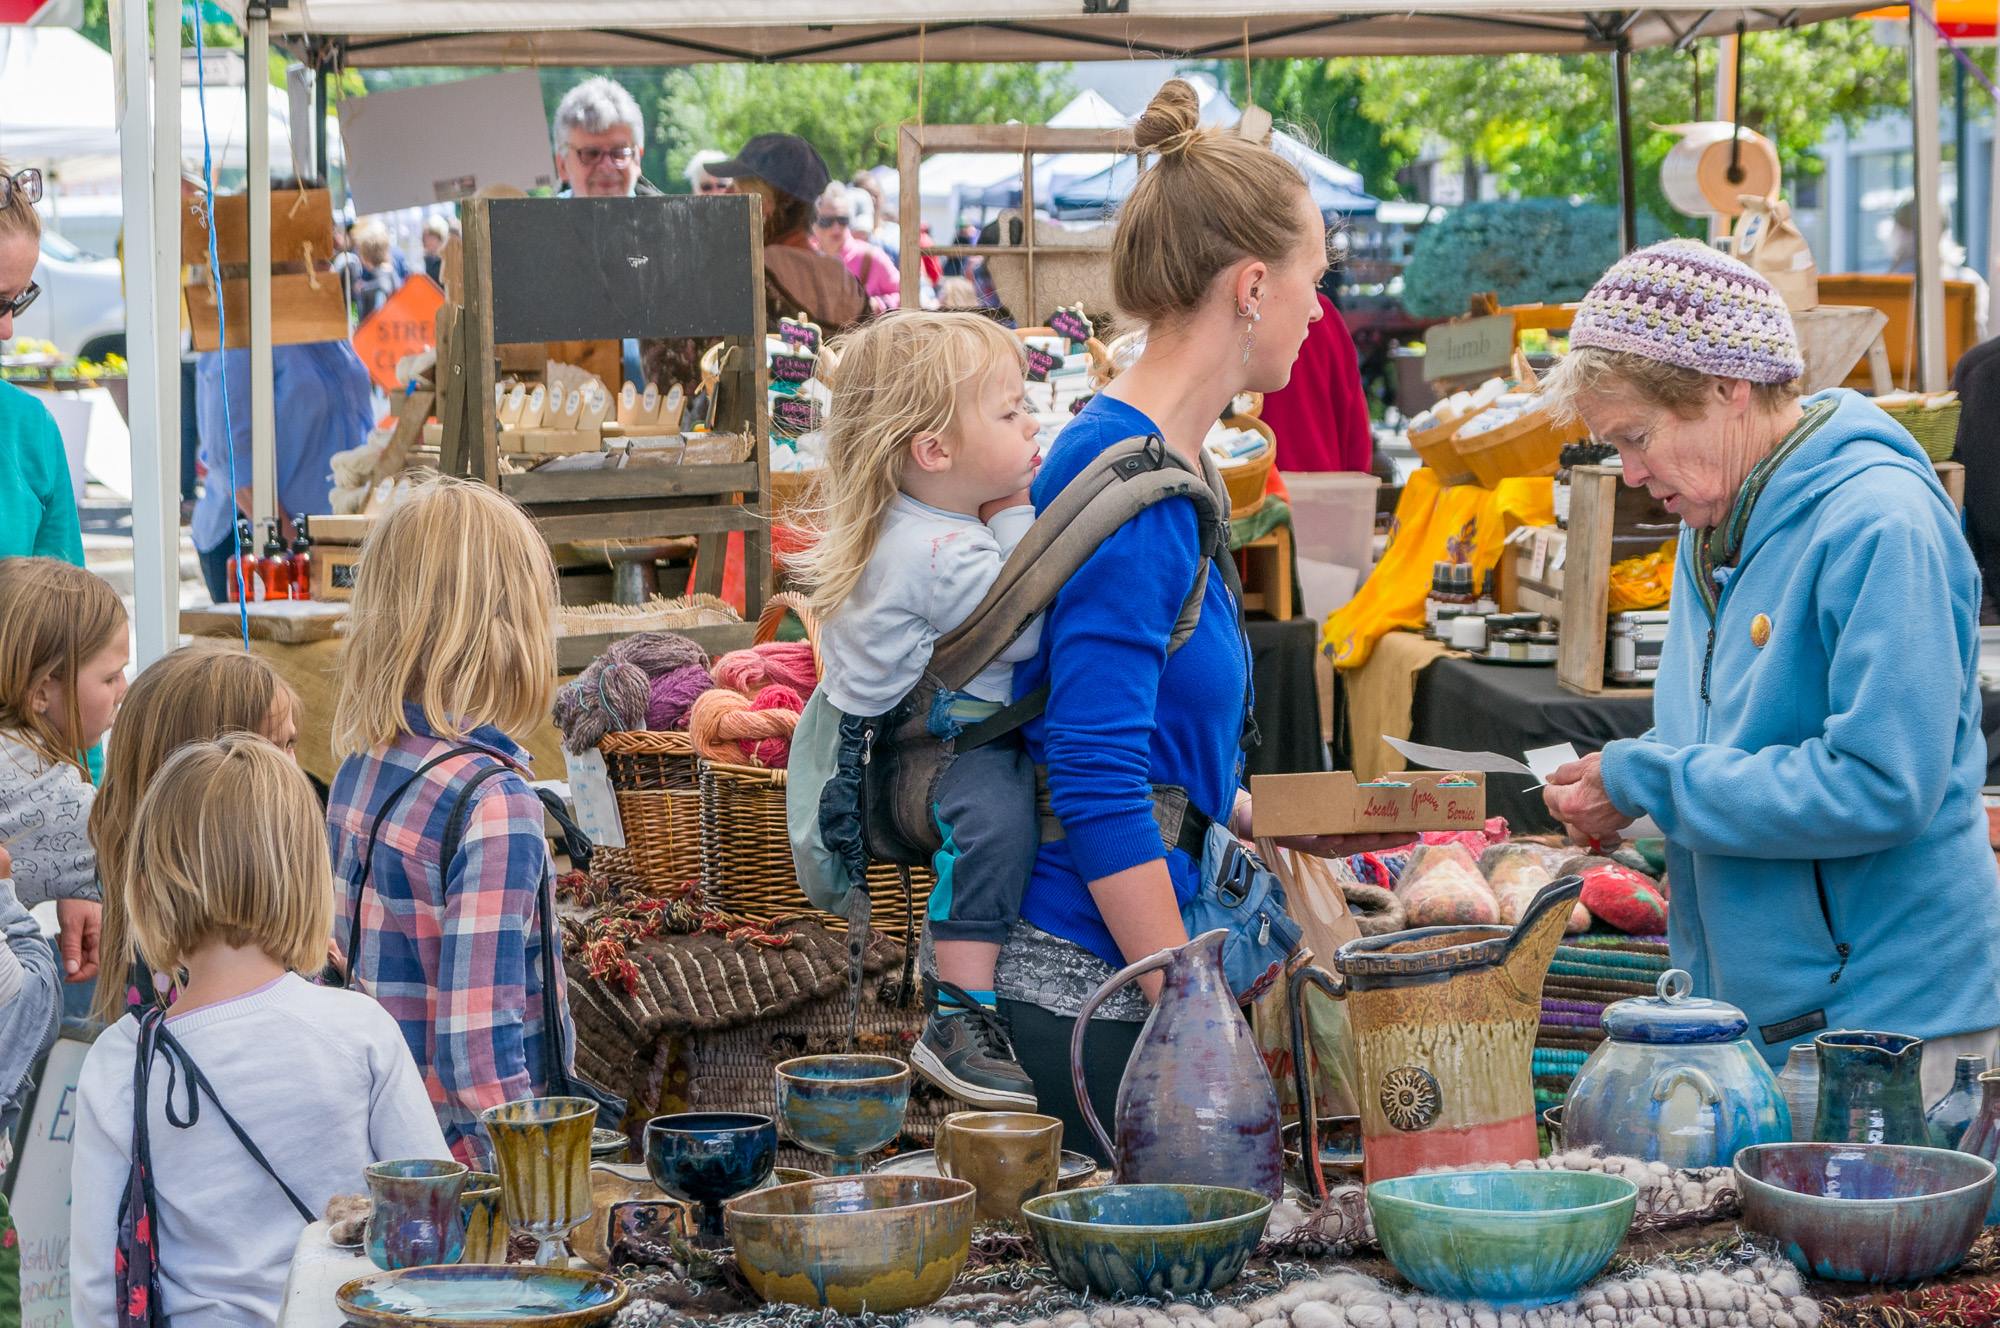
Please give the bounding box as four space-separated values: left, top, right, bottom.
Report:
772 353 817 385
1048 304 1094 348
1024 345 1060 384
562 747 626 850
1529 528 1550 581
779 317 823 353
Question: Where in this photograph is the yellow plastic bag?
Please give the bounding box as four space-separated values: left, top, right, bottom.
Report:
1606 538 1677 613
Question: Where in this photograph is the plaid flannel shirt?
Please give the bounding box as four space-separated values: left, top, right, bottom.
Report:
327 706 573 1164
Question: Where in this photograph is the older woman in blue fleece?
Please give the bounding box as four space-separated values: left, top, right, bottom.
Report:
1543 239 2000 1100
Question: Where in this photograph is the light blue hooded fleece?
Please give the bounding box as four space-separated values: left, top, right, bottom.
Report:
1601 389 2000 1068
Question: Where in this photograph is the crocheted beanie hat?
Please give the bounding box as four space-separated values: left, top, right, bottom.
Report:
1568 239 1804 385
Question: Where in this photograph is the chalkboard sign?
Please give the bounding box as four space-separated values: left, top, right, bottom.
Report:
773 396 821 434
10 1034 91 1328
778 318 822 353
1048 305 1094 348
771 353 817 385
485 195 759 344
1024 346 1060 384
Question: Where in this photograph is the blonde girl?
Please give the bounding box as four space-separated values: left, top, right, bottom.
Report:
793 311 1043 1111
325 473 578 1164
72 736 447 1328
88 643 301 1024
0 557 126 982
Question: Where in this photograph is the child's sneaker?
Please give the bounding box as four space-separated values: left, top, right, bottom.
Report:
910 981 1036 1110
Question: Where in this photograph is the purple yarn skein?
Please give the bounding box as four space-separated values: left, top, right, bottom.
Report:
647 664 715 732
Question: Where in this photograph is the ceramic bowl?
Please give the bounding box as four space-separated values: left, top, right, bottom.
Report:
1020 1184 1272 1299
1281 1117 1365 1185
726 1174 975 1314
1367 1169 1637 1306
336 1264 626 1326
774 1055 912 1173
1735 1142 1996 1283
644 1113 777 1242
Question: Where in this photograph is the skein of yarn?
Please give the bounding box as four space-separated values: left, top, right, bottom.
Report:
606 631 709 679
646 663 714 732
711 641 817 698
689 685 805 768
554 659 652 752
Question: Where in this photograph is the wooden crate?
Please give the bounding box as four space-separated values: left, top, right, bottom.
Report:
1501 526 1566 621
1557 466 1674 696
1817 274 1980 391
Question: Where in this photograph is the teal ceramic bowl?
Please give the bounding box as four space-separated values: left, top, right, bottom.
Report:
1368 1169 1637 1306
1020 1183 1272 1299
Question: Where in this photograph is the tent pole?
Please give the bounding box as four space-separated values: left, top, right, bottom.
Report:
1710 32 1739 247
1614 39 1637 254
314 44 330 182
1990 80 2000 289
246 7 276 524
1910 6 1948 391
116 0 180 664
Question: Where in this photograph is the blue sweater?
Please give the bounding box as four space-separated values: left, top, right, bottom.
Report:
1015 396 1251 968
1601 389 2000 1066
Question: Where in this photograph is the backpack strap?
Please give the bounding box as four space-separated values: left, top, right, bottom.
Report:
343 745 493 984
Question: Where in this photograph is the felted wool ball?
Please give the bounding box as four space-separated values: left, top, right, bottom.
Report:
1563 855 1669 933
1394 842 1498 927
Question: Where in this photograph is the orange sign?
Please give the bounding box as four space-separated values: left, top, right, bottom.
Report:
351 275 445 392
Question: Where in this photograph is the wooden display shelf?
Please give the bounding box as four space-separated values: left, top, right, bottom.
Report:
1237 528 1295 621
1557 466 1675 696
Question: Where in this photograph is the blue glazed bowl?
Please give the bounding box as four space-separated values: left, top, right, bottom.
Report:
775 1055 911 1174
644 1112 777 1242
1020 1183 1271 1299
1367 1169 1637 1306
1736 1142 1995 1283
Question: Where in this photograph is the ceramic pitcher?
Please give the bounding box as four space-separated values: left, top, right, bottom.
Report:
1294 877 1582 1187
1813 1031 1928 1146
1952 1069 2000 1223
1070 928 1283 1200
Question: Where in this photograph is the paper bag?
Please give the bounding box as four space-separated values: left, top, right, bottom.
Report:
1733 195 1818 313
1250 842 1362 1124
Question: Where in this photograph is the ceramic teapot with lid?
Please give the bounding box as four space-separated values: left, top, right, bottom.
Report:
1561 969 1791 1169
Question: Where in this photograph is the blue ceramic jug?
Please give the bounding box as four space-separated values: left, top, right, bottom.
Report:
1814 1031 1929 1146
1561 970 1790 1169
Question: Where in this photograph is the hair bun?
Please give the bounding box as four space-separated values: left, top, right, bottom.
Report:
1132 80 1203 157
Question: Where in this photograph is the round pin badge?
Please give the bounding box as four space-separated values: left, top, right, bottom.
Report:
1750 613 1772 649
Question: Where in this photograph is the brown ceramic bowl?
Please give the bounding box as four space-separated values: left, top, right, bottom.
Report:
726 1174 974 1314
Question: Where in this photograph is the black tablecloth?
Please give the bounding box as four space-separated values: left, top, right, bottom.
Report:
1410 655 2000 835
1247 616 1329 777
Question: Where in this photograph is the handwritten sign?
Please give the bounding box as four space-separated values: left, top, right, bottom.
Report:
562 748 626 851
771 353 817 385
350 275 446 393
773 396 821 435
1249 771 1487 837
1048 305 1094 348
778 318 822 353
11 1034 91 1328
1422 314 1515 383
1024 345 1060 384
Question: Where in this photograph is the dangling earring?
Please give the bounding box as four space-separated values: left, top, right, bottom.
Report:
1239 304 1262 367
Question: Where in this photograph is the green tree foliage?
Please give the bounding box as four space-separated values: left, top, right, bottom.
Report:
1216 60 1416 200
1401 199 1666 317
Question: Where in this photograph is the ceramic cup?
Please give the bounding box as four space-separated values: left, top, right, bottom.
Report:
643 1112 778 1245
774 1055 912 1175
456 1171 505 1265
480 1096 598 1267
936 1111 1063 1224
364 1159 469 1270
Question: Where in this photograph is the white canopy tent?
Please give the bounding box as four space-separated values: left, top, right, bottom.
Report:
114 1 1945 668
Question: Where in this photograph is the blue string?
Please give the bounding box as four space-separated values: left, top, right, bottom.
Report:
189 3 251 649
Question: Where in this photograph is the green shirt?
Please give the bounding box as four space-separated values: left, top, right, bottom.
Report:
0 380 84 565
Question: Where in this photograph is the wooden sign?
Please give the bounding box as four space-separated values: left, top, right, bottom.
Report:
1048 305 1094 347
185 272 350 351
1024 345 1060 384
1423 314 1515 383
771 353 817 385
779 317 822 353
351 276 446 392
773 396 821 434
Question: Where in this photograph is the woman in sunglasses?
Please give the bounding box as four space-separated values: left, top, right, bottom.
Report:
0 162 83 566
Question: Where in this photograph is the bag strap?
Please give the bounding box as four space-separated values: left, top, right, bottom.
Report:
344 744 495 982
133 1007 315 1224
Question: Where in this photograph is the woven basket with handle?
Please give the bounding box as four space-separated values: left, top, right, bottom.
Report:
697 592 935 937
591 729 702 894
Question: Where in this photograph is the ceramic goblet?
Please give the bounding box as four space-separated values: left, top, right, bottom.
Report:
364 1159 468 1270
644 1112 778 1244
457 1171 506 1264
774 1054 912 1175
480 1096 598 1266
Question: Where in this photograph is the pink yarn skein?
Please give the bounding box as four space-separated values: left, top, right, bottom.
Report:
712 642 818 698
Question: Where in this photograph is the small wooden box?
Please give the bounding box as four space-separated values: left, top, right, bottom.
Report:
309 513 375 603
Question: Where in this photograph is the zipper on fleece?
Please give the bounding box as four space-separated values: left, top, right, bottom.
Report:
1814 864 1851 985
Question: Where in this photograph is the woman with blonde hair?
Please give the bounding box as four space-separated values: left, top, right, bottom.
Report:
0 159 82 563
325 473 580 1164
88 643 300 1024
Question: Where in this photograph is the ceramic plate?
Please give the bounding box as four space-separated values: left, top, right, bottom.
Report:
335 1266 627 1327
873 1148 1098 1187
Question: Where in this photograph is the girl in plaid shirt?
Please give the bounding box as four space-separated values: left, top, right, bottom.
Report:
325 476 575 1165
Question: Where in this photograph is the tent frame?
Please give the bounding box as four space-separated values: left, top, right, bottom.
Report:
119 4 1953 666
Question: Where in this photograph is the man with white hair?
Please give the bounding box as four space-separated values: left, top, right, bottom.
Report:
553 76 655 199
685 150 732 196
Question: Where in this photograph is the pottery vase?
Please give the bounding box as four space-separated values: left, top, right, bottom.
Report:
1813 1032 1928 1146
364 1159 468 1271
1070 929 1284 1200
1930 1055 1989 1150
1776 1044 1820 1142
481 1096 599 1266
1958 1071 2000 1223
1294 878 1583 1187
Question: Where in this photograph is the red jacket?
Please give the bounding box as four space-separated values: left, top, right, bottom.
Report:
1261 295 1373 473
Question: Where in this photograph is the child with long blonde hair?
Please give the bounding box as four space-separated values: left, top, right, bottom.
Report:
793 311 1043 1110
88 643 300 1024
71 736 446 1328
325 473 581 1164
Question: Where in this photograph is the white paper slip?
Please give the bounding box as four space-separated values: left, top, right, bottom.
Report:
1381 736 1538 778
1522 741 1668 840
562 748 626 850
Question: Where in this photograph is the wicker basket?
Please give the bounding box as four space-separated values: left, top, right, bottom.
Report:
1453 404 1585 487
1408 413 1479 484
1218 415 1277 516
593 729 702 893
696 593 935 937
1880 397 1962 462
